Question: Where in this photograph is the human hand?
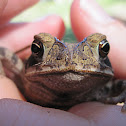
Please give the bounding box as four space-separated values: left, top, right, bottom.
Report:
0 0 126 126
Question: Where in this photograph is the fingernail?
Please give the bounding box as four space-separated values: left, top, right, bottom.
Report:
80 0 114 24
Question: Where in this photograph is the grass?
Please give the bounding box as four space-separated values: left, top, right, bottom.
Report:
11 0 126 42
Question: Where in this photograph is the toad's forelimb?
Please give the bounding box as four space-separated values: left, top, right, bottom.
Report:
0 47 23 75
97 79 126 112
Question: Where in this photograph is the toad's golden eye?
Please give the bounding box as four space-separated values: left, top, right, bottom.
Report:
31 40 44 57
99 39 110 58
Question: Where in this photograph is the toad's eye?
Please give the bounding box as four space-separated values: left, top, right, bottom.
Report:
31 40 44 57
99 39 110 58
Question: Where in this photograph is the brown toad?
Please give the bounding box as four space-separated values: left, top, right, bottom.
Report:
0 33 126 111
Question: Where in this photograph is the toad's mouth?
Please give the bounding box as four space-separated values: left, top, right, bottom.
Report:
25 61 114 78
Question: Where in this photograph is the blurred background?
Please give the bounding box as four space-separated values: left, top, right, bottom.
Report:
11 0 126 42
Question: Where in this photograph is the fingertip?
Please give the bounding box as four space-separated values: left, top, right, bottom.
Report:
0 0 39 25
0 75 25 100
70 0 96 41
34 14 65 39
70 0 115 41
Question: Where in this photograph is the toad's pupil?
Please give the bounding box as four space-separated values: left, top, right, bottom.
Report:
31 44 41 54
102 43 110 53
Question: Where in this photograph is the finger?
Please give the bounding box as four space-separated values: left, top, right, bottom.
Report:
69 102 126 126
0 99 90 126
0 15 65 59
0 75 25 100
0 0 39 25
0 0 7 15
70 0 126 79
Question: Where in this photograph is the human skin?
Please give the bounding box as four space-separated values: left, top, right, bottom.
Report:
0 0 126 126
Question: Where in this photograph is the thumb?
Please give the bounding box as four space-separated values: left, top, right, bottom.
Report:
70 0 126 79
